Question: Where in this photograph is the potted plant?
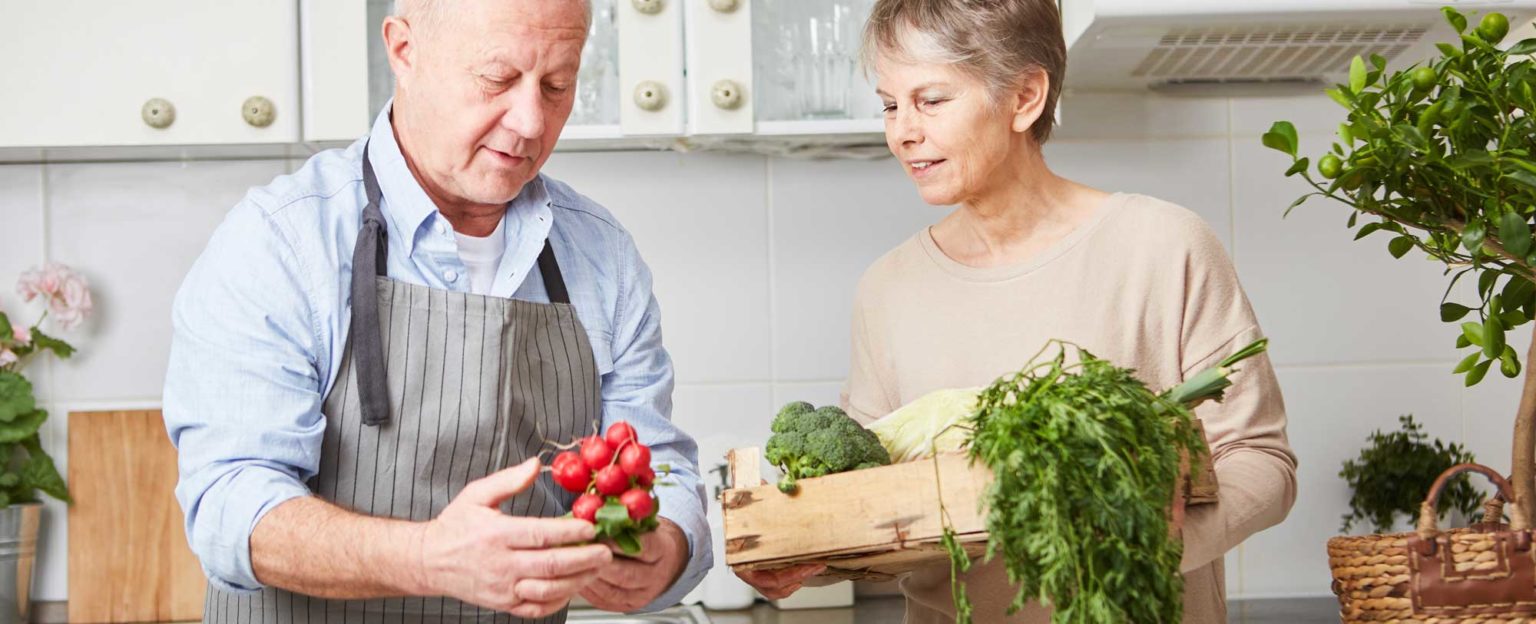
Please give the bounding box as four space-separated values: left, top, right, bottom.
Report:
1263 7 1536 620
0 263 87 621
1339 414 1479 534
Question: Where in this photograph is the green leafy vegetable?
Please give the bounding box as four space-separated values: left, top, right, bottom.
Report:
1339 415 1480 533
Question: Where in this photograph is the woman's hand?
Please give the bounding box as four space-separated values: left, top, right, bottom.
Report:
734 564 826 600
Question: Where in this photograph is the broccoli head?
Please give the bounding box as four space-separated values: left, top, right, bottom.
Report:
766 402 891 494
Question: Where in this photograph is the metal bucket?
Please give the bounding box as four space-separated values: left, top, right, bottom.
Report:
0 504 40 624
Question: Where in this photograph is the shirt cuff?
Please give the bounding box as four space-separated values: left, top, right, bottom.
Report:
640 479 713 612
189 464 312 592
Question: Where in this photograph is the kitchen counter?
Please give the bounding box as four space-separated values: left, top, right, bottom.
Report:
702 596 1342 623
34 596 1343 623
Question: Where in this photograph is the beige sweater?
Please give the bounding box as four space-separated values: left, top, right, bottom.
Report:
840 192 1298 623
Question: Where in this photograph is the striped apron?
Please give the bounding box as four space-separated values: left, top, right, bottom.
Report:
205 144 601 624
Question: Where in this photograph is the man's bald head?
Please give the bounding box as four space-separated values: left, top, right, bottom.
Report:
394 0 591 37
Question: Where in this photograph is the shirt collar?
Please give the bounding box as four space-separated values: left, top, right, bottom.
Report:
366 100 554 255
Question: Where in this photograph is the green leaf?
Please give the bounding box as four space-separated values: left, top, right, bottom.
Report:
28 331 73 360
1503 349 1524 378
1437 42 1463 58
1503 212 1533 258
1355 222 1384 240
1389 236 1415 258
1455 351 1482 373
1501 311 1529 328
1285 157 1310 177
0 410 46 445
0 314 10 346
20 438 68 504
1485 315 1507 358
1370 53 1388 71
1442 302 1473 321
1448 151 1495 170
1394 125 1430 152
1458 334 1473 348
0 373 35 424
596 499 629 527
1468 359 1494 386
1508 170 1536 191
1339 123 1355 145
1466 222 1489 255
1350 56 1369 93
613 532 641 556
1463 321 1487 347
1327 87 1355 109
1262 122 1299 157
1511 38 1536 55
1443 7 1468 33
1348 212 1359 228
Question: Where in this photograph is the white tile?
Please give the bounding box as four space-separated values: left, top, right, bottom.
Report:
1225 549 1242 600
1241 365 1463 597
45 159 289 402
772 382 845 412
1046 138 1232 249
1231 139 1457 366
1462 324 1534 479
540 151 773 384
1230 93 1350 140
769 157 941 382
670 383 774 486
1053 92 1230 140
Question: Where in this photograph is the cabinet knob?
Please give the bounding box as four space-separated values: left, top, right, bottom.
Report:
707 0 738 12
242 96 276 128
631 0 663 15
141 98 176 129
711 80 743 110
634 81 668 112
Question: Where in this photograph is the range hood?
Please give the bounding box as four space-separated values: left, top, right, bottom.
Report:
1062 0 1536 93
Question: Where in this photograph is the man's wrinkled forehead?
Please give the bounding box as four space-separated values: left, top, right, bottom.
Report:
395 0 592 33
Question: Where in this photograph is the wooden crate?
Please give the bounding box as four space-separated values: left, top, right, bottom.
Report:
720 422 1219 581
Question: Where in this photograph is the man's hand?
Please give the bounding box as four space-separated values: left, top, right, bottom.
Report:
734 563 825 600
578 518 690 612
417 458 614 618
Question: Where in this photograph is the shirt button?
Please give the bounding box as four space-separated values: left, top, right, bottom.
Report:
444 270 459 282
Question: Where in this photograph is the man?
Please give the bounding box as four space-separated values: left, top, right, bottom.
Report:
163 0 710 620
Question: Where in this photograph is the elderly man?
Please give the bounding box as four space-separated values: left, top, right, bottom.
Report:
162 0 710 621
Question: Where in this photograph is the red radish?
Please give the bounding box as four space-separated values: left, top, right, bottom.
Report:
572 493 603 523
620 488 655 521
551 452 591 493
634 465 655 488
579 436 614 471
595 464 629 496
619 443 651 477
605 421 638 449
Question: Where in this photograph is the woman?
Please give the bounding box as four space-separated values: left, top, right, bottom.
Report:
737 0 1297 621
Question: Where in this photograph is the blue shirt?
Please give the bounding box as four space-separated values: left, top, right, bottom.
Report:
163 106 711 610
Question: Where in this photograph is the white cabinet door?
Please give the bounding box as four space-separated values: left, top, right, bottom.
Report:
618 0 685 136
685 0 754 135
0 1 300 147
300 0 372 143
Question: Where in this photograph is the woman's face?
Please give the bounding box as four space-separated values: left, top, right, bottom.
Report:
874 51 1037 207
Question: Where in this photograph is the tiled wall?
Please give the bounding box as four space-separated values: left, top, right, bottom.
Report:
0 91 1521 602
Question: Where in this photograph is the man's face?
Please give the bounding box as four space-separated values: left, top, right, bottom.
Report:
391 0 587 207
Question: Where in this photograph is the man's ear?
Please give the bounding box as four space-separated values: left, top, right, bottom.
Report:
382 15 419 91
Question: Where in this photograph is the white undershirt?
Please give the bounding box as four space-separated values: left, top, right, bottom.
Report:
453 217 507 295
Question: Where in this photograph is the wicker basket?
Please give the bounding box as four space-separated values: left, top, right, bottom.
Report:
1328 463 1536 622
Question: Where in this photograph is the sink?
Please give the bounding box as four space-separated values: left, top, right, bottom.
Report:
566 605 711 624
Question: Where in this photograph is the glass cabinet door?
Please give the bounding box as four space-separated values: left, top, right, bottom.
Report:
752 0 882 133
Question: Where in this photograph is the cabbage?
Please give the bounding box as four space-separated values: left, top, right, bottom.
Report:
865 387 981 463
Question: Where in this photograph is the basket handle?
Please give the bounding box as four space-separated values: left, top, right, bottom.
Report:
1417 463 1528 540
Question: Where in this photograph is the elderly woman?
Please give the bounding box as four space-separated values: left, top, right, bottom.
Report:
738 0 1297 621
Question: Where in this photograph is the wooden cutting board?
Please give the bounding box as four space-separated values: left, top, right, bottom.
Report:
69 410 205 623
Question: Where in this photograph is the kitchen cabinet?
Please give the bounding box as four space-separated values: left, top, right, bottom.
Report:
0 1 301 148
303 0 886 150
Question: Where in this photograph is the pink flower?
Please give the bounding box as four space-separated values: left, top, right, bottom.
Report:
10 326 27 345
16 263 92 331
0 349 14 367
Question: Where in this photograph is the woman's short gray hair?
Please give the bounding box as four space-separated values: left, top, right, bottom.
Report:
860 0 1067 144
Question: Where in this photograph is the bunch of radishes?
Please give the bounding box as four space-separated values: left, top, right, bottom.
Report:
550 421 662 553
